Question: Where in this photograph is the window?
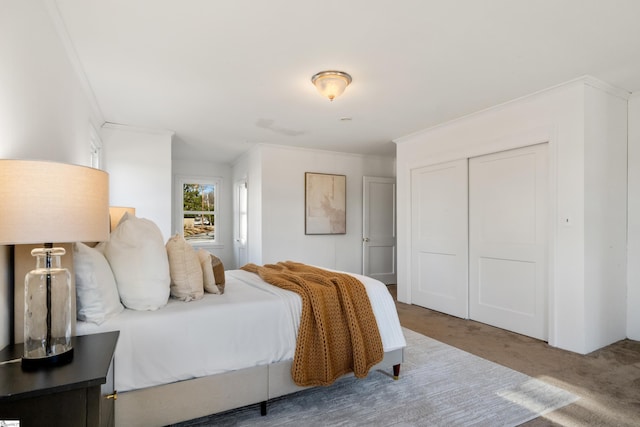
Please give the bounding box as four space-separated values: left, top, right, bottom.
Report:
178 177 221 244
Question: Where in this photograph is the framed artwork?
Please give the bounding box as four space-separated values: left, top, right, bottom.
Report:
305 172 346 234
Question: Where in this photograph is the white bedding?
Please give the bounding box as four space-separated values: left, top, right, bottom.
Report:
76 269 406 392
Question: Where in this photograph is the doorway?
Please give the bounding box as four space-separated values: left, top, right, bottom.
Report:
362 176 397 284
234 179 248 268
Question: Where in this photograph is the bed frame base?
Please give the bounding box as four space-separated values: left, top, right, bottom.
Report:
115 348 403 426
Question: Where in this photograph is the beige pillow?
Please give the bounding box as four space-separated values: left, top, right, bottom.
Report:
166 234 204 301
197 249 219 294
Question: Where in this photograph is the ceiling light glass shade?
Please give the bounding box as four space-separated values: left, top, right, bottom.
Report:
311 71 352 101
0 159 109 368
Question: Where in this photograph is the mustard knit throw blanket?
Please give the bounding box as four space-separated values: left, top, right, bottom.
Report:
241 261 383 387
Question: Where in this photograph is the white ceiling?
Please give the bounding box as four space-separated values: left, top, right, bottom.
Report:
52 0 640 163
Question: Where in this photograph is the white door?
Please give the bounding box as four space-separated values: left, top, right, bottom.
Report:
233 179 248 268
469 144 548 340
362 177 396 284
411 160 468 318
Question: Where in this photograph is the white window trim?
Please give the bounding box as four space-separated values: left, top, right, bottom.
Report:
234 178 248 246
89 124 102 169
175 175 223 248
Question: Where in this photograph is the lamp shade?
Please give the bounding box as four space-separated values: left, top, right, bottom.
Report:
109 206 136 231
0 159 110 245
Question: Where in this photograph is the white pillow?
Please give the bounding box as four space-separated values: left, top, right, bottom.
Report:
197 249 219 294
166 235 204 301
73 242 124 324
103 214 170 310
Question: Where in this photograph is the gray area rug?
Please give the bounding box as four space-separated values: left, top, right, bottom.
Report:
175 328 578 426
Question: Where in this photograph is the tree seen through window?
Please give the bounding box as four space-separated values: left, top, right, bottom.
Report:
183 183 216 241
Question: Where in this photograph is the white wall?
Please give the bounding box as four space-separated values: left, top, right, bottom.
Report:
584 85 628 351
173 159 234 268
235 144 395 274
0 1 101 164
0 0 102 347
395 77 628 354
628 92 640 341
101 124 173 240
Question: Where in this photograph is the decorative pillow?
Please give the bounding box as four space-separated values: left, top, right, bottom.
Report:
73 242 124 324
197 249 219 294
166 235 204 301
210 254 226 294
103 214 170 310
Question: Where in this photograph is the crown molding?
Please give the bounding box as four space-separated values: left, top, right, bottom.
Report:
256 142 395 160
101 122 175 137
395 75 631 145
582 75 631 100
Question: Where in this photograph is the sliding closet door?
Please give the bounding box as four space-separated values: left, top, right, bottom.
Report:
469 144 548 340
411 159 468 318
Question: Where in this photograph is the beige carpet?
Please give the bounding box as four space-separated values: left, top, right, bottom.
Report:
173 328 577 426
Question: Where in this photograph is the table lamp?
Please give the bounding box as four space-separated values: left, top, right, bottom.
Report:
0 159 109 369
109 206 136 231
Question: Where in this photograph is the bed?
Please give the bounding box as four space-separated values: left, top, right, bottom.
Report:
76 267 406 426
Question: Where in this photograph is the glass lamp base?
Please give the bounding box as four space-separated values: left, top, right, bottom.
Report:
21 346 74 370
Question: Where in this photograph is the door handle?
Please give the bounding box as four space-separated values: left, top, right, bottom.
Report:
363 237 370 242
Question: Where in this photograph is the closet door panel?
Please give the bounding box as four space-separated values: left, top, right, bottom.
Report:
411 159 468 318
469 144 548 340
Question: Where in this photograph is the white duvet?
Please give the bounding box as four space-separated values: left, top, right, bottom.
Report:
76 269 406 392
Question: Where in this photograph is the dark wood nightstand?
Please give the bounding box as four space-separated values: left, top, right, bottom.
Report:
0 331 119 427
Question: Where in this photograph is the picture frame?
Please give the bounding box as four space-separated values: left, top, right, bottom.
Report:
305 172 346 235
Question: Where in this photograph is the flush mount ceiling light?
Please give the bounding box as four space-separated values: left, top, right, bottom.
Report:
311 70 352 101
